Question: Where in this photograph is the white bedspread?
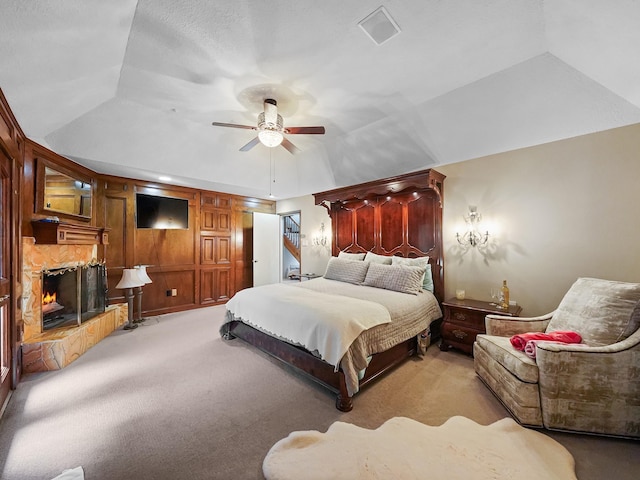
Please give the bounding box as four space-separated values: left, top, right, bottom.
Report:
225 283 391 369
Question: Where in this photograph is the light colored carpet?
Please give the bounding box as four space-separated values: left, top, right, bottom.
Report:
263 416 576 480
0 305 638 479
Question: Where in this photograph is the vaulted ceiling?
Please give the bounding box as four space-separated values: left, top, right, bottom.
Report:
1 1 639 199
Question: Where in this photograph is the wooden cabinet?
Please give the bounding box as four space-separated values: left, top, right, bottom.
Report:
200 267 232 304
440 298 522 355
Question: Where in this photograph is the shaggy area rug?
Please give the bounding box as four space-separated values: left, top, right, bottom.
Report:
263 416 576 480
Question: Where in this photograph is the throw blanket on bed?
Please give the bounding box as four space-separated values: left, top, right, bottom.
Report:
225 283 392 370
510 331 582 351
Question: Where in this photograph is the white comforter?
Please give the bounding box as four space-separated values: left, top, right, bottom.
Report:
225 283 391 369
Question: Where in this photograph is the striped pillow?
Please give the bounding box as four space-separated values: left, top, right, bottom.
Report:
324 257 370 284
363 263 425 295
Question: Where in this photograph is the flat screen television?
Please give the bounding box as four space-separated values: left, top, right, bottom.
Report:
136 193 189 229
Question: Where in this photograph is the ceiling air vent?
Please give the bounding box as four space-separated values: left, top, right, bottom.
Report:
358 6 401 46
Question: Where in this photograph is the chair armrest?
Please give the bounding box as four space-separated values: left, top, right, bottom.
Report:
535 330 640 435
484 311 555 336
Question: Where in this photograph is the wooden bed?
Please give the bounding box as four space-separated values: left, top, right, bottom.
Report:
222 169 445 411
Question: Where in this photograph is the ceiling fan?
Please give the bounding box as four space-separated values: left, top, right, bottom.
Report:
212 99 325 154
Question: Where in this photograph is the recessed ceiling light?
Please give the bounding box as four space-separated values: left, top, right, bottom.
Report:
358 6 401 46
159 176 171 182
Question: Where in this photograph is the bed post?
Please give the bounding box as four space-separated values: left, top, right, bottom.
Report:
336 373 353 412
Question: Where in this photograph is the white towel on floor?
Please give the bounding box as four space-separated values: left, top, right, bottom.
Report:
51 466 84 480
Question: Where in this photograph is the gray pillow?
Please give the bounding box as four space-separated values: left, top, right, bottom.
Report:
391 256 433 292
338 251 366 261
324 257 370 284
363 263 425 295
364 251 392 264
548 277 640 346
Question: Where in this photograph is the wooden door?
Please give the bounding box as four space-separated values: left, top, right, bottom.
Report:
0 148 12 409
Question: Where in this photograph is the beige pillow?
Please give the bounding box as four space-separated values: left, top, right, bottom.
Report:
324 257 370 284
363 263 425 295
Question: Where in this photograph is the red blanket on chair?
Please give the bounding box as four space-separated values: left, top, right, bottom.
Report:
510 331 582 351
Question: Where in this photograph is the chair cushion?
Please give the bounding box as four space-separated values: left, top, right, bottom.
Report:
547 278 640 346
475 335 539 383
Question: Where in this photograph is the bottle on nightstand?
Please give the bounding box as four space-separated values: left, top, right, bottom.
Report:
500 280 510 310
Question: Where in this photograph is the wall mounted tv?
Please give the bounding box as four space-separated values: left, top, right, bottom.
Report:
135 193 189 229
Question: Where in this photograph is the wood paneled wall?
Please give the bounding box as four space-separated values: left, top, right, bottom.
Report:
22 144 275 317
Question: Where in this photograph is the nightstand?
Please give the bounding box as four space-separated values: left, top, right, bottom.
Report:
439 298 522 355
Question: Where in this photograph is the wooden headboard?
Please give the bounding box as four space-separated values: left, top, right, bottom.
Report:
313 169 445 304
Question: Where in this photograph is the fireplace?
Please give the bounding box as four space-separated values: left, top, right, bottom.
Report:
21 238 127 373
41 263 107 331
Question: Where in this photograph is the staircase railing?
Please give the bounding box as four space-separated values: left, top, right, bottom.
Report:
283 215 300 249
283 215 301 263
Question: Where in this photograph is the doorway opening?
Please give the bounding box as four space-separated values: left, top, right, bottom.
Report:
281 212 301 281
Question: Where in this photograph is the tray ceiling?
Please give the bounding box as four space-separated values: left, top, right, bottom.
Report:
1 0 639 198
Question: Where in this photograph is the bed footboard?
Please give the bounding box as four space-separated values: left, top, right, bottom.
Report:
221 320 417 411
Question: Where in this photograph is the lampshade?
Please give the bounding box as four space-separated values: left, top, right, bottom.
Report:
115 269 144 289
134 265 153 284
258 129 284 147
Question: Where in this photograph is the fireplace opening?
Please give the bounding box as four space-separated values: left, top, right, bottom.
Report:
42 263 107 331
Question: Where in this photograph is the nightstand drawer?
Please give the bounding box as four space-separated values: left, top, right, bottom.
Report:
440 322 481 354
446 307 485 329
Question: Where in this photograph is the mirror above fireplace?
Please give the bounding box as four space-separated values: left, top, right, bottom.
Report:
35 158 94 221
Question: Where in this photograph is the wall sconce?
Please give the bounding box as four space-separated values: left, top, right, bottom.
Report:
115 269 144 330
456 205 489 247
134 265 153 323
313 222 328 246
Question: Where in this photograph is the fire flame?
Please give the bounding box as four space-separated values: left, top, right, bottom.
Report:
42 291 57 305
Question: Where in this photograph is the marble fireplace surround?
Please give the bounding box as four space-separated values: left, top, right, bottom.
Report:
21 237 127 372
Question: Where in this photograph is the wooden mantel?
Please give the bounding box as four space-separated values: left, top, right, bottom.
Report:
31 221 108 245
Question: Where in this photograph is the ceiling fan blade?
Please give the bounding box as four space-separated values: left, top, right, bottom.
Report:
285 126 325 135
239 137 261 152
212 122 256 130
281 137 301 155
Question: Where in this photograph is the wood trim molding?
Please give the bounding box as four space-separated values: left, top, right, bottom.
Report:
31 221 108 245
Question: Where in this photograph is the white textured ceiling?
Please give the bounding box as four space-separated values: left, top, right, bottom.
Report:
1 0 640 199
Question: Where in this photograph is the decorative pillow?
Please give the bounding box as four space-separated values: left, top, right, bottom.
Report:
337 251 366 261
391 256 434 292
363 263 425 295
324 257 370 284
364 252 392 264
547 277 640 346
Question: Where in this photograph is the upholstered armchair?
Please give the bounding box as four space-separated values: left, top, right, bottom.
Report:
474 277 640 438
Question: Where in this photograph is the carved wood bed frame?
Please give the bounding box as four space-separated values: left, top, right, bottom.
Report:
223 169 445 411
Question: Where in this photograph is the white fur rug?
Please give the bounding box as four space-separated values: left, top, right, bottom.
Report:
263 416 576 480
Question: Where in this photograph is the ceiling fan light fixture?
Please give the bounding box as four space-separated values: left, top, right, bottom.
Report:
211 97 324 153
258 129 284 147
257 103 284 147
